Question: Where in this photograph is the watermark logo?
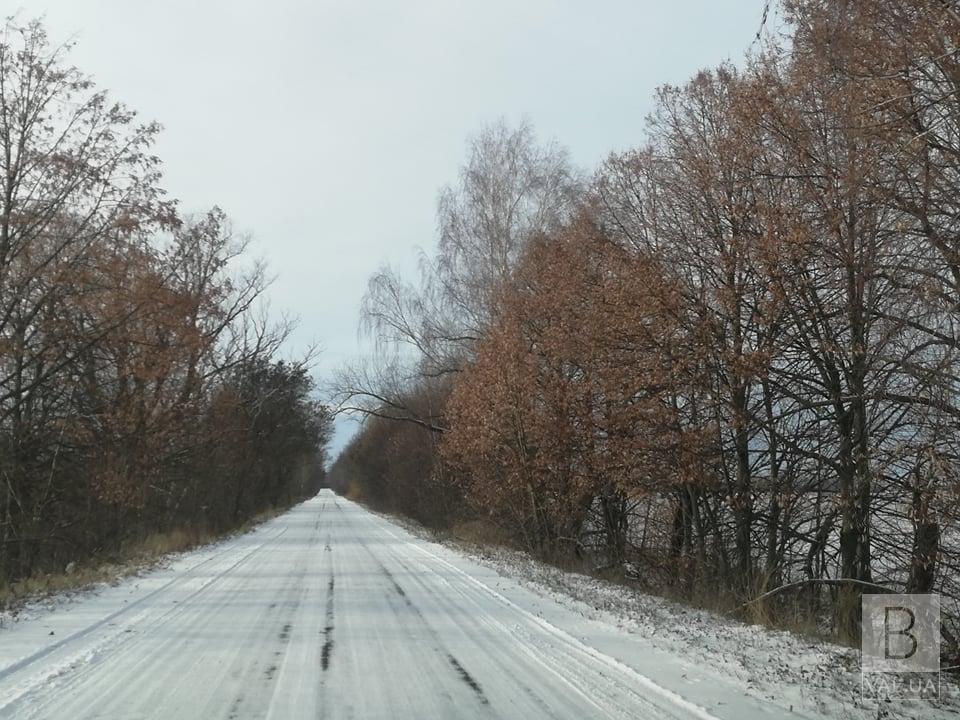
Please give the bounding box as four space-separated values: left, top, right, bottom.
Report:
862 594 940 699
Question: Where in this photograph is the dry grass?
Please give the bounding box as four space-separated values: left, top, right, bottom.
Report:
649 574 837 643
127 528 212 561
0 507 285 615
0 528 209 613
0 565 113 610
342 481 366 503
449 519 516 548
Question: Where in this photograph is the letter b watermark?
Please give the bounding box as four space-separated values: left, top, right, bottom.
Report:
883 605 918 660
862 594 940 700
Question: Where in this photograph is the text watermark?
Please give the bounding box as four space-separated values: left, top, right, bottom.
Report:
862 594 940 700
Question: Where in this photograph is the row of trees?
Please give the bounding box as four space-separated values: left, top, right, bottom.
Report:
0 20 330 589
330 0 960 649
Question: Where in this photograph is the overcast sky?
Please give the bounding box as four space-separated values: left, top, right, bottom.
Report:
30 1 768 457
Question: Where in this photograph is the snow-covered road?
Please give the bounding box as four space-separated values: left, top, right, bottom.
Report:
0 490 791 719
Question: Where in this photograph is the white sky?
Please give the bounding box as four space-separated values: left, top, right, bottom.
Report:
27 1 768 457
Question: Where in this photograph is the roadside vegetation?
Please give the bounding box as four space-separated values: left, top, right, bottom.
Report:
0 19 331 605
329 0 960 660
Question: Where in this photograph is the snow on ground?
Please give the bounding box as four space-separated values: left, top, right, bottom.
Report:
385 512 960 720
0 491 955 719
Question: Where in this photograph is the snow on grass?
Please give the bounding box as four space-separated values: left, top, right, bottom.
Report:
373 508 959 720
466 543 959 719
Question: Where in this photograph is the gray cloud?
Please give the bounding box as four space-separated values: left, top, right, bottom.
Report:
30 0 764 455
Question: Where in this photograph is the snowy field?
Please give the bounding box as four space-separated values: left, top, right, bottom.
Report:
0 490 954 719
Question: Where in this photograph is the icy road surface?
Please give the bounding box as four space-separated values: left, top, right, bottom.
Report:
0 490 792 719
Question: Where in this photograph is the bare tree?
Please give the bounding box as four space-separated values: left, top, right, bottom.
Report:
335 119 583 424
